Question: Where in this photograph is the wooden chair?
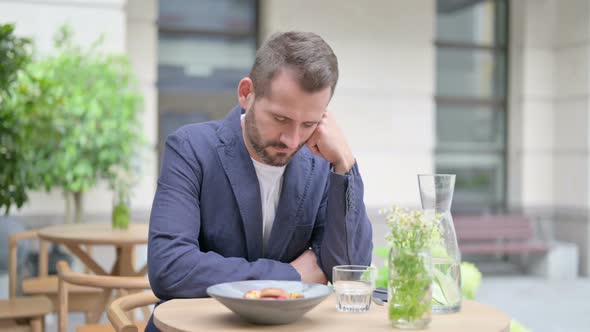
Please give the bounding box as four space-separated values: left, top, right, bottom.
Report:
0 296 53 332
108 291 159 332
57 261 155 332
9 231 105 321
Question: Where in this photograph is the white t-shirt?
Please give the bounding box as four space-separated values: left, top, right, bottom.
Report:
251 158 286 253
241 114 286 253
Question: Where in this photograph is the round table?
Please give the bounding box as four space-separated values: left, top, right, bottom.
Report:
38 223 149 276
154 296 510 332
38 223 150 323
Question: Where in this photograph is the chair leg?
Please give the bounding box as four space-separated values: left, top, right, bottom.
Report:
86 311 103 324
30 317 42 332
84 288 113 324
141 306 151 320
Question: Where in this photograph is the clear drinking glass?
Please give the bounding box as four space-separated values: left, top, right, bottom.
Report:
418 174 462 314
332 265 376 313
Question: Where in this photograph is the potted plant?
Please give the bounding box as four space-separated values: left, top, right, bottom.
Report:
382 207 438 329
10 25 144 223
108 165 139 229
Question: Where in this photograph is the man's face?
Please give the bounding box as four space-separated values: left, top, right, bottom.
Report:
243 69 331 166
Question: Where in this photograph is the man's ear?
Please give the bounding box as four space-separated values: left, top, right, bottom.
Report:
237 77 255 110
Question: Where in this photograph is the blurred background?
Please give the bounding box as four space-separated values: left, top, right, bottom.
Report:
1 0 590 331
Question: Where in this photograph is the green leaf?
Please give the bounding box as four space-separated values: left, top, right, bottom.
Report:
376 265 388 289
374 246 390 259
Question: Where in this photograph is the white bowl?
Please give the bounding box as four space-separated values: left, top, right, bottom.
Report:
206 280 332 325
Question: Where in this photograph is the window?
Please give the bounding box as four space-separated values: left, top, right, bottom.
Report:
435 0 508 213
157 0 258 156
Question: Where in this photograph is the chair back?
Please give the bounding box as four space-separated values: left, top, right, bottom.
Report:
56 261 153 332
108 291 159 332
9 231 49 299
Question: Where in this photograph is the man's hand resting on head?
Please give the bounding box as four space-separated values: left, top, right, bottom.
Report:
290 249 328 284
305 112 355 175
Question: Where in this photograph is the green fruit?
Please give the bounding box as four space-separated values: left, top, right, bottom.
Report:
460 262 482 300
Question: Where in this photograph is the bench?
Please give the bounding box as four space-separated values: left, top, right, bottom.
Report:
453 215 550 256
453 214 579 279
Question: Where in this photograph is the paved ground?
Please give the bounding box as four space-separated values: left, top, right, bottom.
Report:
478 276 590 332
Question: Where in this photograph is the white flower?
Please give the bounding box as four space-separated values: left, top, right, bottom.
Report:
382 205 441 249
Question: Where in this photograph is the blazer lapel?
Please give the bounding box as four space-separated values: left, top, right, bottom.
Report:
216 106 263 261
264 149 314 260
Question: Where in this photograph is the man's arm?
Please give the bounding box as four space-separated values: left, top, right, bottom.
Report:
148 131 300 300
305 112 373 282
290 249 327 284
317 162 373 281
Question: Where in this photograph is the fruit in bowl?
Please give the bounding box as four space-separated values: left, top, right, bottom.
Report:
243 289 262 299
243 287 304 300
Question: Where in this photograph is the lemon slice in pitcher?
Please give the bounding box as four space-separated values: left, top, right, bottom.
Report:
432 267 461 306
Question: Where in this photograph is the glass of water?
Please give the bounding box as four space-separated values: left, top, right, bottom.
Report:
332 265 376 313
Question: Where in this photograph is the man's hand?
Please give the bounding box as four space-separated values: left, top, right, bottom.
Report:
305 112 355 174
290 249 327 284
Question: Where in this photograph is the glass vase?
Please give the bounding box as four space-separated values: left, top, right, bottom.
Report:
388 247 432 329
418 174 462 313
112 191 131 230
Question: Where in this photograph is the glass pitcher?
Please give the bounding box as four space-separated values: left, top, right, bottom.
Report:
418 174 461 313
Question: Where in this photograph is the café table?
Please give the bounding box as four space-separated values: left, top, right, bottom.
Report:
154 296 511 332
38 223 149 277
37 223 150 323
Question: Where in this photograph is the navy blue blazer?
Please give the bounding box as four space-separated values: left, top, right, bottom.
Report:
147 105 373 301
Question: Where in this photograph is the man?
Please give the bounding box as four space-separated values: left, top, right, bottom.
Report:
147 31 372 308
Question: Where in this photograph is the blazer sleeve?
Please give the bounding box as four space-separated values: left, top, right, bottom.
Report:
312 162 373 282
148 131 300 300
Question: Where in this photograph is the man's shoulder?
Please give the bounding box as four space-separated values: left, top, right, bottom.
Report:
170 119 223 145
163 119 228 162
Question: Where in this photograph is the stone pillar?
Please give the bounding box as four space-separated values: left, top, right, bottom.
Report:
126 0 158 215
553 0 590 276
508 0 555 212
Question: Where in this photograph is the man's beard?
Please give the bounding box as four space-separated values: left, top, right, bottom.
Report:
244 106 304 166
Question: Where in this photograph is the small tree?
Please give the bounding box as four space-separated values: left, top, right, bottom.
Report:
11 25 144 223
0 23 33 214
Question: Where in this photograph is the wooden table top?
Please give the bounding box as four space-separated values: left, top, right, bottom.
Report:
154 296 510 332
38 223 149 246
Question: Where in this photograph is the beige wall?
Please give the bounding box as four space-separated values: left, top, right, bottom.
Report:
261 0 436 212
553 0 590 276
261 0 436 258
509 0 590 275
0 0 158 220
508 0 555 208
125 0 158 216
